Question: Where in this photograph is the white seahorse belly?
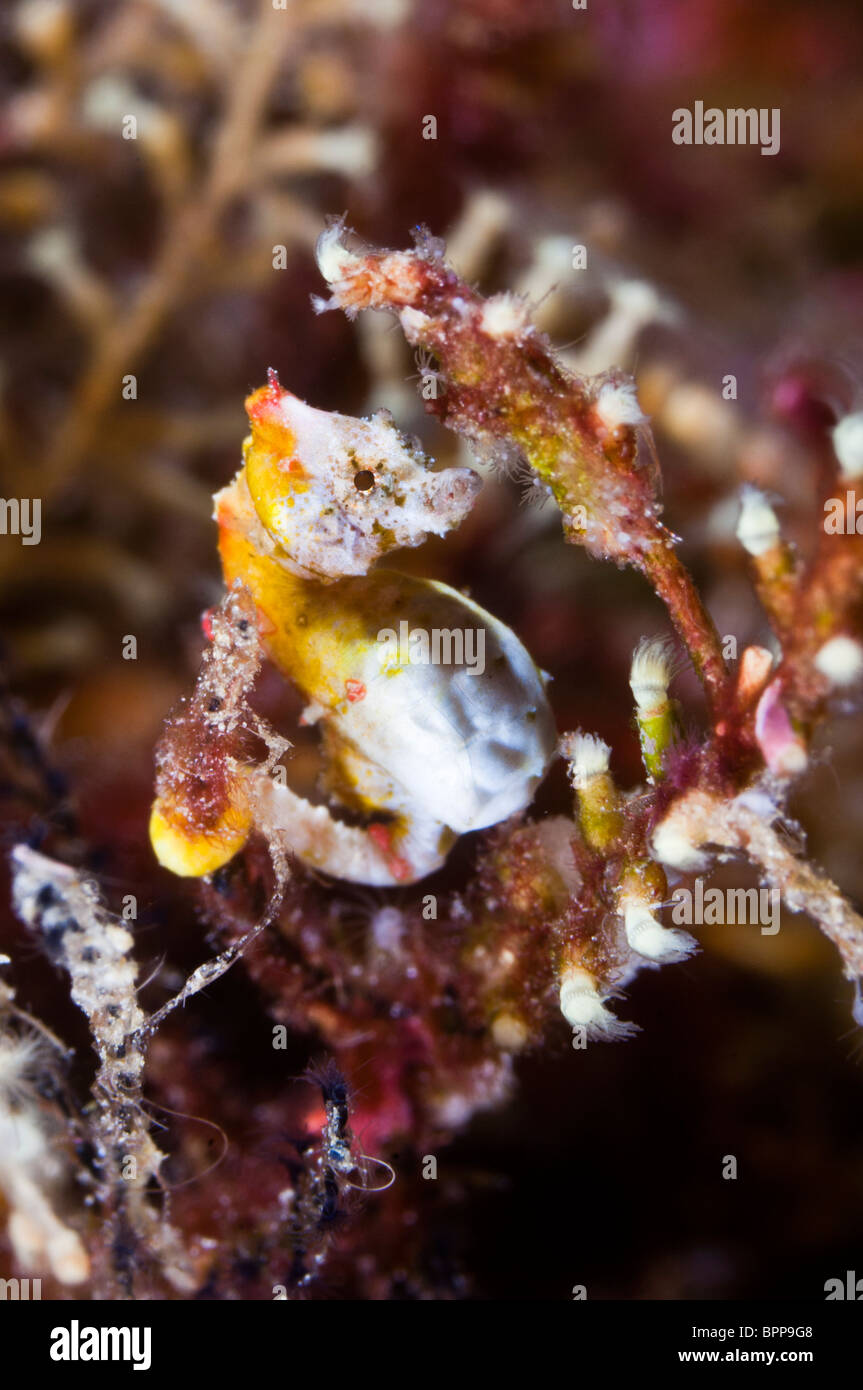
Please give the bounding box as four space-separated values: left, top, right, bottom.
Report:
329 581 557 833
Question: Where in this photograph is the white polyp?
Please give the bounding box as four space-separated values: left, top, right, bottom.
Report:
307 127 377 178
315 222 361 287
737 644 774 695
559 966 613 1031
399 306 431 342
81 76 140 128
651 816 710 872
560 731 610 788
432 1094 474 1128
736 486 779 557
27 227 77 277
733 787 779 820
491 1012 529 1051
610 277 673 326
15 0 68 50
594 380 647 431
623 904 696 962
480 294 529 340
814 634 863 687
832 412 863 478
629 637 672 711
0 1032 45 1107
370 906 404 954
46 1226 91 1286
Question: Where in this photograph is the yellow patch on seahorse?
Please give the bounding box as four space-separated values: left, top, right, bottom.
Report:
243 381 309 541
149 791 254 877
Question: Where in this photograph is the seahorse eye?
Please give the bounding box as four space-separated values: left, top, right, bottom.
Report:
353 469 376 493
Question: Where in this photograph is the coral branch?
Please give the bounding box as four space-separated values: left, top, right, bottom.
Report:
313 222 730 713
653 788 863 981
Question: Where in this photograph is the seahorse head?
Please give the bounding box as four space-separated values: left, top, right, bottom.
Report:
240 371 480 578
